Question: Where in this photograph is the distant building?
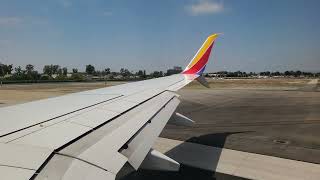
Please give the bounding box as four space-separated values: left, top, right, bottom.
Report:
51 74 58 79
166 66 183 76
207 73 219 77
114 74 124 80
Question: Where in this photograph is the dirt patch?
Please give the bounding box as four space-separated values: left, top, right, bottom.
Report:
0 79 312 107
0 81 125 107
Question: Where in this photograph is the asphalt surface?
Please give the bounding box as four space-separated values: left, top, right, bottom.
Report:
161 85 320 164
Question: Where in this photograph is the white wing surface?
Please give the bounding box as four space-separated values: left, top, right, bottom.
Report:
0 34 219 180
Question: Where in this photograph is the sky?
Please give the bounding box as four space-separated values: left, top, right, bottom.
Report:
0 0 319 73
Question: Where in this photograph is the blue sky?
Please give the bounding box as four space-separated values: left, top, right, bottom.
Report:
0 0 319 72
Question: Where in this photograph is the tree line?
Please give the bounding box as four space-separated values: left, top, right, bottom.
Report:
0 63 169 82
0 63 319 82
206 71 320 78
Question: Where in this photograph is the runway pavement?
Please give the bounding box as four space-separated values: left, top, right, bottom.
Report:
161 79 320 165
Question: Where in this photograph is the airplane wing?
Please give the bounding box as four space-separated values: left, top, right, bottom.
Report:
0 34 219 180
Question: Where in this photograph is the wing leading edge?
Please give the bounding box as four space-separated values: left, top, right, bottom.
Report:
0 34 219 180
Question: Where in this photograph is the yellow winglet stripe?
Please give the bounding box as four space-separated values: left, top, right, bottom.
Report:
187 34 219 69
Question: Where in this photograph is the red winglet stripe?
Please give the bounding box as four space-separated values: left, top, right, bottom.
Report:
183 43 214 74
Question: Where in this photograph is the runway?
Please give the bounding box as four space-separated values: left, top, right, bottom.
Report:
161 86 320 164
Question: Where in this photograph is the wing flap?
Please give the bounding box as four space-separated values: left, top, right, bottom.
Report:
0 143 52 170
0 112 76 143
57 92 177 174
98 99 138 113
120 97 180 169
35 154 116 180
66 108 119 128
0 166 35 180
123 88 164 103
10 121 91 149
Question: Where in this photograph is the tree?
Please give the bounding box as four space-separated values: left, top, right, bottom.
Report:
120 68 131 77
0 64 13 76
151 71 162 78
104 68 110 75
265 71 271 76
52 65 60 75
159 71 163 77
166 67 182 76
6 64 13 74
142 70 146 78
71 73 84 81
25 64 34 74
0 64 5 76
94 70 102 76
57 68 63 75
62 67 68 76
43 65 53 77
124 69 131 77
260 71 271 76
86 64 95 75
284 71 290 76
136 70 144 77
120 68 125 75
14 66 22 76
72 68 78 73
272 71 281 76
23 64 39 80
30 71 40 80
40 75 50 80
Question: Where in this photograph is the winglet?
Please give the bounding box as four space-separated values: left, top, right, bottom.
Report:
182 34 219 75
